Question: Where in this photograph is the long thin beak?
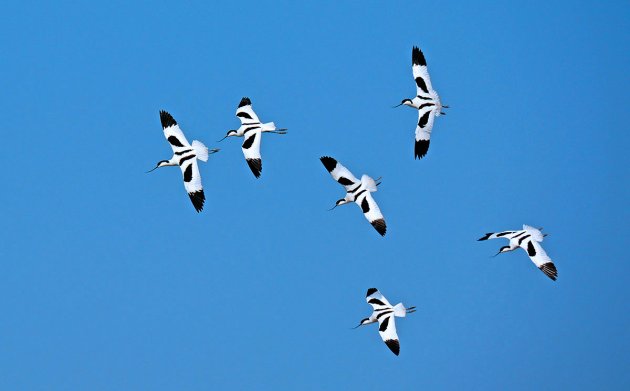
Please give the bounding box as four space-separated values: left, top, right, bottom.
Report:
491 251 501 258
327 204 338 211
392 103 404 108
351 323 362 329
216 136 229 142
145 166 159 174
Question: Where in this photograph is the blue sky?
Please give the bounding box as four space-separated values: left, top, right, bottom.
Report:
1 1 629 389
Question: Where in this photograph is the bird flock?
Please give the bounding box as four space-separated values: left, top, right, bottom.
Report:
149 46 558 356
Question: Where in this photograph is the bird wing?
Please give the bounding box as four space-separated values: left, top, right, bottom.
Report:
241 128 263 178
519 238 557 281
377 313 400 356
320 156 360 192
236 97 261 125
356 192 386 236
366 288 393 309
179 159 205 212
414 107 437 159
523 224 545 242
412 46 434 97
478 231 519 241
160 110 193 154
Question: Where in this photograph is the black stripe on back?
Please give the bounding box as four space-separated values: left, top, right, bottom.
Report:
354 189 367 201
518 234 531 245
174 149 193 156
418 102 435 110
379 316 390 332
415 77 429 94
159 110 177 128
496 231 514 237
512 231 527 239
377 310 393 320
348 183 362 194
167 136 184 148
183 164 193 182
179 154 195 165
242 133 257 149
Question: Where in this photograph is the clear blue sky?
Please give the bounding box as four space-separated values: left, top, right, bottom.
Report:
1 1 628 389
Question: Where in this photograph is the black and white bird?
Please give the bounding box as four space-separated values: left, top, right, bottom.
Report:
396 46 447 159
219 97 287 178
478 225 558 281
354 288 416 356
320 156 387 236
148 110 220 212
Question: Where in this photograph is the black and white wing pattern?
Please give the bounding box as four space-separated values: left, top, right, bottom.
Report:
518 235 557 281
181 159 205 212
366 288 399 356
478 231 518 241
159 110 204 212
160 110 193 153
357 192 386 237
412 46 434 97
415 108 436 159
242 127 263 178
320 156 360 192
236 97 261 125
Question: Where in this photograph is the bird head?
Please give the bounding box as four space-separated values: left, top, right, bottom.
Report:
493 245 512 257
328 199 350 211
352 317 372 329
217 130 238 142
393 98 413 108
146 159 171 173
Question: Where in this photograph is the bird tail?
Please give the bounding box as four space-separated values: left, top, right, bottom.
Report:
393 303 407 317
361 175 378 192
192 140 209 162
261 122 277 131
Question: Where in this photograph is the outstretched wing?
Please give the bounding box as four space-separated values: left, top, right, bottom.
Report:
377 313 400 356
366 288 393 309
356 192 386 236
236 97 261 125
414 107 437 159
160 110 193 154
179 158 204 212
320 156 360 192
242 128 263 178
478 230 519 241
519 238 557 281
412 46 434 97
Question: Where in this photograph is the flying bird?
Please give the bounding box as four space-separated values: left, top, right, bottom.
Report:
478 225 558 281
219 97 287 178
320 156 387 236
354 288 416 356
395 46 447 159
148 110 220 212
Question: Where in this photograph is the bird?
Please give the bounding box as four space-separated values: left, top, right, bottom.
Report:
478 224 558 281
354 288 416 356
319 156 387 236
147 110 220 212
218 97 287 178
395 46 448 159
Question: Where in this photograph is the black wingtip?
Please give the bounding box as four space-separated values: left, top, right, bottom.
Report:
238 97 251 108
385 339 400 356
246 158 262 178
412 46 427 66
188 189 205 213
366 288 378 297
478 233 493 241
320 156 338 172
539 262 558 281
414 139 430 159
371 219 387 237
159 110 177 129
